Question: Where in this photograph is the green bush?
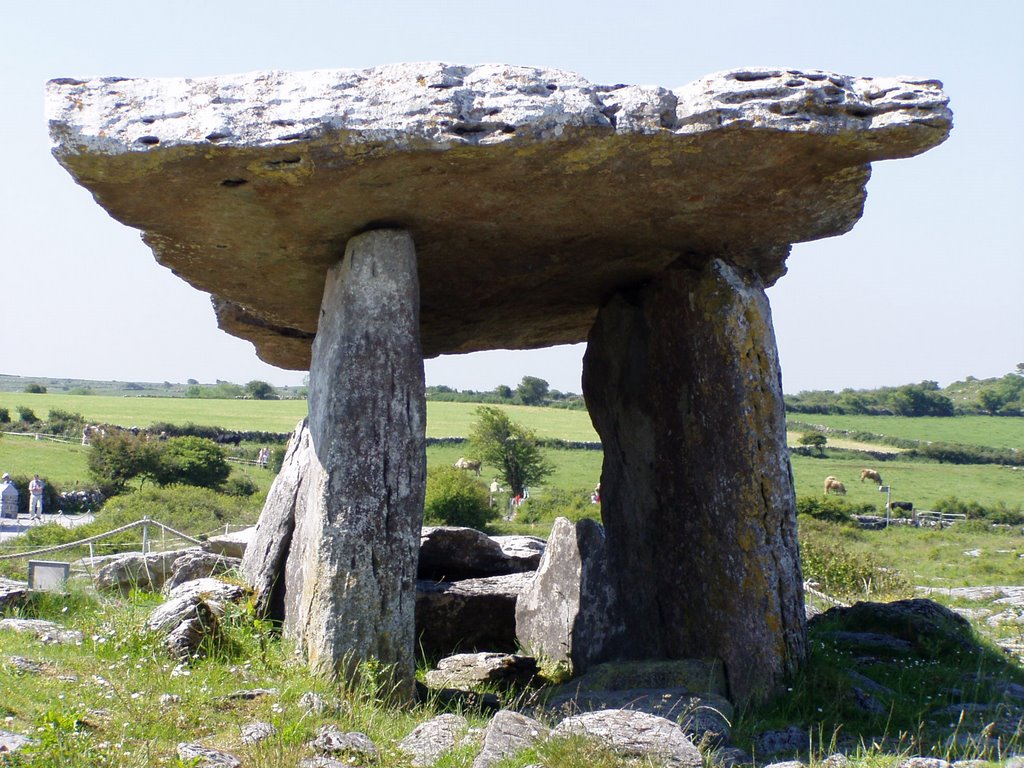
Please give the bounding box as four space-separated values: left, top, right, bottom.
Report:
88 431 160 494
796 495 876 523
800 534 911 599
44 408 86 438
515 487 594 525
0 407 9 423
423 466 495 528
933 495 1024 524
223 475 258 497
152 436 231 489
98 484 261 536
16 405 38 423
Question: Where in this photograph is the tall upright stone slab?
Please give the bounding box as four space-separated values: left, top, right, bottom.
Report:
583 258 805 702
285 229 426 700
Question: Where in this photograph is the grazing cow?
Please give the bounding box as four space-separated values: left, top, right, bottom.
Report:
887 501 913 513
824 476 847 496
453 457 482 475
860 468 883 485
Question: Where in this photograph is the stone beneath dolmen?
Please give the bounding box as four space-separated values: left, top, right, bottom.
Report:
416 573 532 657
419 527 544 580
423 652 539 691
515 517 622 674
46 64 950 368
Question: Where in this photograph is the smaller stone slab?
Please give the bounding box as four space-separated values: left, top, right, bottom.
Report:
310 726 378 760
0 729 35 754
423 652 539 691
176 743 241 767
203 526 255 559
416 573 532 657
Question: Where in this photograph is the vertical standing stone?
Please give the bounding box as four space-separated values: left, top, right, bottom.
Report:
286 228 426 701
582 258 805 702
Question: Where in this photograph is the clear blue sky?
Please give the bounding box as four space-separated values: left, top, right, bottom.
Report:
3 1 1021 394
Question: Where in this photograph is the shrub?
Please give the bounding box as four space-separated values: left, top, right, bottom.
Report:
423 466 495 528
223 475 259 497
796 496 876 523
98 485 261 537
0 407 9 423
23 383 47 394
799 534 911 599
152 436 231 489
44 408 86 438
516 487 594 525
16 405 38 423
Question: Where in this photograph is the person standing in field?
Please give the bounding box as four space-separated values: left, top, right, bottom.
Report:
28 474 44 521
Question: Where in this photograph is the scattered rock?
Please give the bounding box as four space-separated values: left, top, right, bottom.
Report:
471 709 549 768
397 713 471 767
552 709 702 768
7 656 43 674
311 725 378 760
240 721 277 745
423 652 539 691
298 691 329 715
222 688 276 700
176 742 241 767
0 618 83 645
297 758 349 768
166 577 246 608
159 694 180 705
0 729 35 754
146 594 220 660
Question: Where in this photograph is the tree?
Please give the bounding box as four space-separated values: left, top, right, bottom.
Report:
469 406 552 498
23 383 47 394
88 431 160 494
493 384 513 400
798 431 828 456
245 380 277 400
515 376 549 406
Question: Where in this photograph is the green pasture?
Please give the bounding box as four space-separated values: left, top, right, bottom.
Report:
0 393 600 441
788 413 1023 450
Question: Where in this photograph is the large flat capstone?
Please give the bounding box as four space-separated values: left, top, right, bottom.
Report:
46 63 950 369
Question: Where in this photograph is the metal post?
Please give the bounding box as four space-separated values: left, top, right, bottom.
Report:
89 542 95 568
142 516 150 554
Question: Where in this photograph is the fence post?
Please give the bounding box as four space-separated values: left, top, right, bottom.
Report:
142 516 150 554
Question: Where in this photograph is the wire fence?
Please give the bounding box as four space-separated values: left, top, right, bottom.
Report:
0 517 202 563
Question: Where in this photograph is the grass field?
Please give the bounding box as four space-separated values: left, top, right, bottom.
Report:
2 398 1022 511
788 413 1024 450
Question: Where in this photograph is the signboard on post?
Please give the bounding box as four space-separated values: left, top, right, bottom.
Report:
28 560 70 592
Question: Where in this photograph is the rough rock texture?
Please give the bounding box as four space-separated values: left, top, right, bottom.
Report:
93 549 199 593
471 710 549 768
0 578 27 611
240 419 312 619
163 551 241 593
284 229 425 700
397 713 472 767
583 259 805 701
515 517 622 673
176 743 241 767
46 64 950 369
415 572 531 657
552 709 703 768
0 618 83 645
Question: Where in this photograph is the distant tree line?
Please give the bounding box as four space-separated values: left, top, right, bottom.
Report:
426 376 586 410
784 368 1024 417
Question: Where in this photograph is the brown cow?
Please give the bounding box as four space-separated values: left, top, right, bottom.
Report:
860 468 883 485
824 476 847 496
